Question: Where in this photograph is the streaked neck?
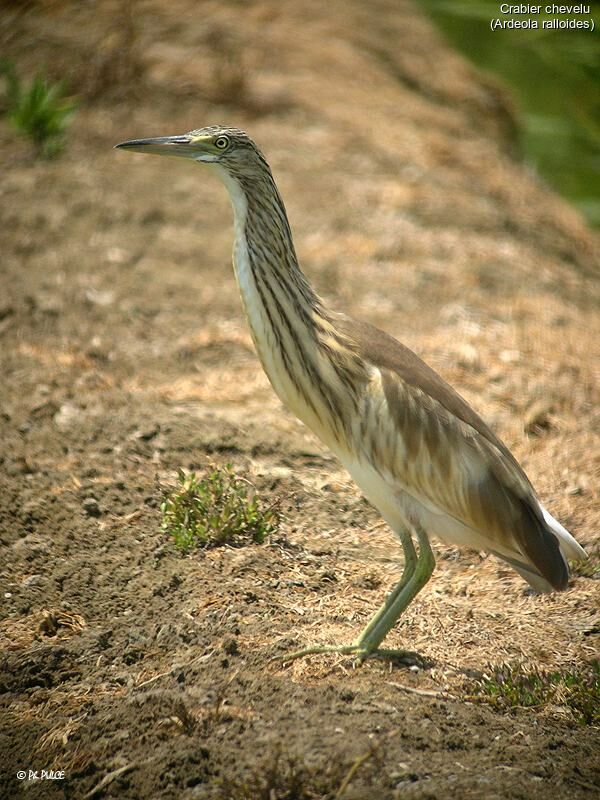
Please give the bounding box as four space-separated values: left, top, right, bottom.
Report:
210 163 364 450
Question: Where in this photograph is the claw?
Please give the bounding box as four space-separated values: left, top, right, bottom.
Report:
270 643 362 663
271 643 425 667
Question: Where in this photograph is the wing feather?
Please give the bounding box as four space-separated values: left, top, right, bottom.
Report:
338 316 573 590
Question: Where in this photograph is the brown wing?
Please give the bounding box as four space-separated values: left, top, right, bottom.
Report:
338 316 568 590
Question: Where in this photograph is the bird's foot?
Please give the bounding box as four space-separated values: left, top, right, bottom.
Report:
271 642 424 667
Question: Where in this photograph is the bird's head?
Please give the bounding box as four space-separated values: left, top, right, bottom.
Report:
115 125 266 178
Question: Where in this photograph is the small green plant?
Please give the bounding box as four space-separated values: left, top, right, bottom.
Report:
570 544 600 580
471 661 599 725
161 465 279 552
1 60 77 157
217 755 333 800
216 742 383 800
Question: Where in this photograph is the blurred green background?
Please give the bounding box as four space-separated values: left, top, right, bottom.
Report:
421 1 600 226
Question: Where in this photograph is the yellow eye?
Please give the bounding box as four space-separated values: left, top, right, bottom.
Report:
215 136 229 150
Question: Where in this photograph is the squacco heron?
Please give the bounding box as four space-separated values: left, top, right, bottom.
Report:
116 126 587 662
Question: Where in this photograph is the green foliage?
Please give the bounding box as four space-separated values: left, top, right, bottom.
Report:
472 661 600 725
420 1 600 226
215 745 381 800
570 544 600 580
0 60 77 157
161 465 279 552
217 754 335 800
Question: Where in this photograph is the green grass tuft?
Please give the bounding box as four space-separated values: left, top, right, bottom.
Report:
217 755 332 800
215 744 382 800
1 60 77 157
570 543 600 580
161 465 279 552
472 660 600 725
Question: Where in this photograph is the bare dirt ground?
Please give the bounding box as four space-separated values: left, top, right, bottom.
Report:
1 2 598 798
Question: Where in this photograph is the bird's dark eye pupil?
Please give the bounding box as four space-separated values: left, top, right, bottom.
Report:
216 137 229 149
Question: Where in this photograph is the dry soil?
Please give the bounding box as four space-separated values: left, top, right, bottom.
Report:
1 2 598 799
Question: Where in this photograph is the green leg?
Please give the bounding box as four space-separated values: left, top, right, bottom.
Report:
350 528 417 646
273 524 435 664
354 526 434 655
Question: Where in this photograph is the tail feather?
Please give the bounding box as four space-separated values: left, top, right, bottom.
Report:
508 501 587 592
516 498 570 590
496 553 554 593
539 504 587 562
477 464 585 592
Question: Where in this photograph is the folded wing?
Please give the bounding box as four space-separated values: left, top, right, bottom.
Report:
339 317 586 591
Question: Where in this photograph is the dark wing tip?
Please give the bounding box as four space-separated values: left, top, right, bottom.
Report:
518 498 569 591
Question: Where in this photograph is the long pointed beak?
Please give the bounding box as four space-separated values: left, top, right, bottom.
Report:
114 135 196 158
